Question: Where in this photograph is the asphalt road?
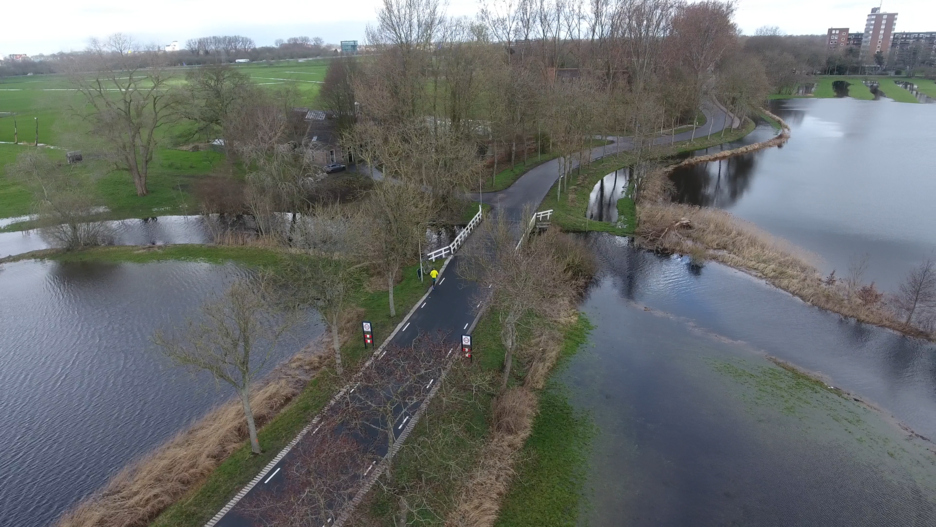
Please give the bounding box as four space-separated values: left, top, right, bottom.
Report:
212 257 481 526
209 101 736 526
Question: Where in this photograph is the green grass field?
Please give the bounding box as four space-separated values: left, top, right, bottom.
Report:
769 76 902 102
0 60 328 222
912 78 936 98
873 79 920 103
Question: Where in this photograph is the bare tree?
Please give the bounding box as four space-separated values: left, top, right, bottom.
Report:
67 34 179 196
153 276 296 455
225 92 315 238
280 208 367 377
179 64 255 141
893 258 936 328
7 151 112 249
363 179 433 317
319 57 359 133
460 212 573 390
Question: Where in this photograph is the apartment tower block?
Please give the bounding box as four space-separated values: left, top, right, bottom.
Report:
861 6 897 61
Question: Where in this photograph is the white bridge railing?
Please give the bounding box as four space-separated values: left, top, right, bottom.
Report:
427 205 484 261
516 209 553 250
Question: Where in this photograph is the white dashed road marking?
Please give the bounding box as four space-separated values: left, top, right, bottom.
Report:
402 322 410 332
421 302 427 308
439 277 446 285
264 467 281 484
463 323 469 330
363 460 377 476
398 415 410 430
447 347 454 357
426 379 435 389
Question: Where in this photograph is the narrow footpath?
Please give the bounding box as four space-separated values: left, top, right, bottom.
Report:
208 101 738 526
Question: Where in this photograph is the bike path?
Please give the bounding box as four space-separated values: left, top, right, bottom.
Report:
213 256 481 526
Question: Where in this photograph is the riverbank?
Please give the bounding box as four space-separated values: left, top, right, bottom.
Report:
38 244 429 527
632 109 935 343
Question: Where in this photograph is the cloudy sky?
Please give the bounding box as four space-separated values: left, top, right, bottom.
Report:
2 0 934 56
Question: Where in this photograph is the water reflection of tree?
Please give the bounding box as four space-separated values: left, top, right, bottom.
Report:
584 233 667 302
881 335 928 385
669 152 759 208
48 261 122 288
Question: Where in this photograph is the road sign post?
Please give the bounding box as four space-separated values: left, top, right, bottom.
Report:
461 334 472 362
362 321 374 348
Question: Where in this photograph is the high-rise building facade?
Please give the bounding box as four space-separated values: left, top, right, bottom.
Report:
890 32 936 67
860 7 898 61
827 28 850 48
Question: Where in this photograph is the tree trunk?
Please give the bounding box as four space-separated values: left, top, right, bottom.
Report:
331 320 343 376
388 270 396 318
132 169 148 196
240 388 261 454
492 141 498 186
501 345 513 391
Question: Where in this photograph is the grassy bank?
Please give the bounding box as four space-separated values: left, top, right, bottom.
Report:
873 79 919 103
484 153 561 192
40 244 429 527
538 118 756 236
913 78 936 98
494 317 594 527
356 311 593 526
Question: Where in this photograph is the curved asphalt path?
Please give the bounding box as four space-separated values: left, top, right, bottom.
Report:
485 100 736 223
208 100 737 526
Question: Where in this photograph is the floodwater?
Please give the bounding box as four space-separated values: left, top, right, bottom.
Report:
669 98 936 291
586 168 630 224
565 234 936 526
0 215 458 260
0 260 324 527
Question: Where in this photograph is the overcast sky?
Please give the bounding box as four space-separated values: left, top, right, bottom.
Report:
2 0 934 57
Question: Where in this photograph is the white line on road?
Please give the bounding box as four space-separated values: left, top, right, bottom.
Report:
264 467 281 484
439 277 446 285
476 302 481 308
363 460 377 476
426 379 434 389
312 424 322 435
402 322 411 332
350 382 359 393
398 415 410 430
421 302 427 308
463 322 469 330
447 347 454 357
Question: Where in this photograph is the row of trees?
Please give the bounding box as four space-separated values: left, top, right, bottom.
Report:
184 35 257 55
315 0 769 194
